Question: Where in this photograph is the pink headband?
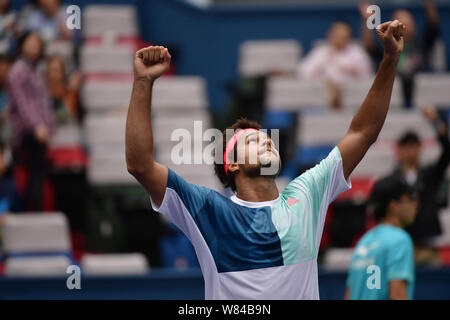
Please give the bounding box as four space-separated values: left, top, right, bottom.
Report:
224 128 258 175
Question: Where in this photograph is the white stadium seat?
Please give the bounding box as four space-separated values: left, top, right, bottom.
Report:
266 76 326 111
298 111 436 146
88 153 137 186
81 45 134 73
5 256 71 277
153 116 212 146
82 5 138 38
84 112 127 147
322 248 354 271
297 110 442 178
81 253 149 276
298 113 352 146
342 76 403 111
2 213 71 254
239 39 302 76
82 76 208 111
50 121 83 148
414 73 450 107
82 74 212 187
266 76 403 112
82 81 133 110
152 76 209 111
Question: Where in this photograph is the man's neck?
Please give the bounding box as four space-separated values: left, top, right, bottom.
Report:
235 176 279 202
379 216 401 228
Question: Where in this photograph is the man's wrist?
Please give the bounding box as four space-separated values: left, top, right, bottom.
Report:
134 76 154 86
382 52 400 64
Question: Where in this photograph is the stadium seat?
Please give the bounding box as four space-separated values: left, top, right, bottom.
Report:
152 76 209 111
81 44 134 73
82 80 133 110
322 248 354 271
84 111 127 147
2 213 73 277
342 76 403 111
266 75 403 112
50 121 83 148
414 73 450 107
152 115 212 149
5 256 71 277
296 110 440 178
81 253 149 276
88 153 137 186
266 76 326 111
297 111 436 147
84 111 131 185
82 5 138 38
238 39 302 76
83 75 211 187
2 213 71 254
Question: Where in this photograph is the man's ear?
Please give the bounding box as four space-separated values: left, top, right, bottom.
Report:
228 163 239 174
387 199 398 215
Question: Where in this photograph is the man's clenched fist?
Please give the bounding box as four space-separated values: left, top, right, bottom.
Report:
376 20 406 58
134 46 171 82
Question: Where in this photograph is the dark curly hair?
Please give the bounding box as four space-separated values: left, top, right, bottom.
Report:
213 118 261 192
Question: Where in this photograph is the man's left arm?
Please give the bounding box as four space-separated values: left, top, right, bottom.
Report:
337 20 406 180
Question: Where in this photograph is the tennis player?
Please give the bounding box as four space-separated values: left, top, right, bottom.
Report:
125 20 406 299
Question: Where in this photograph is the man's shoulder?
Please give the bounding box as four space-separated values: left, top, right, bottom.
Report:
381 226 413 248
166 168 231 203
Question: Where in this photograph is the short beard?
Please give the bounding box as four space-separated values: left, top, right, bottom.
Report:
240 161 281 179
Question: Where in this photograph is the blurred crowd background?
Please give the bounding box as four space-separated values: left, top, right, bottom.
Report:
0 0 449 298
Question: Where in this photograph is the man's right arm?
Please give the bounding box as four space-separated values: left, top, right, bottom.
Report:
389 280 408 300
126 46 171 207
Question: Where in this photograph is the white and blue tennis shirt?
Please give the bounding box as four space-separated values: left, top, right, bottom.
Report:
150 146 351 299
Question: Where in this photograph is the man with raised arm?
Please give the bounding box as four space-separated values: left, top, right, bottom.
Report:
126 20 406 300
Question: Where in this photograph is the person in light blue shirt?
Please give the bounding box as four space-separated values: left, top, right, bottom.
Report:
345 176 418 300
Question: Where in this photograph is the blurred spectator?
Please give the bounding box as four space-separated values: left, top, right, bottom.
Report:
359 0 441 107
389 106 450 252
0 142 21 214
298 21 372 109
0 0 15 55
7 31 53 211
46 54 87 232
0 54 10 143
46 55 81 123
24 0 72 45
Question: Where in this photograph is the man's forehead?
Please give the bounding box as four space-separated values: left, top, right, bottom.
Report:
232 130 269 150
241 130 268 140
